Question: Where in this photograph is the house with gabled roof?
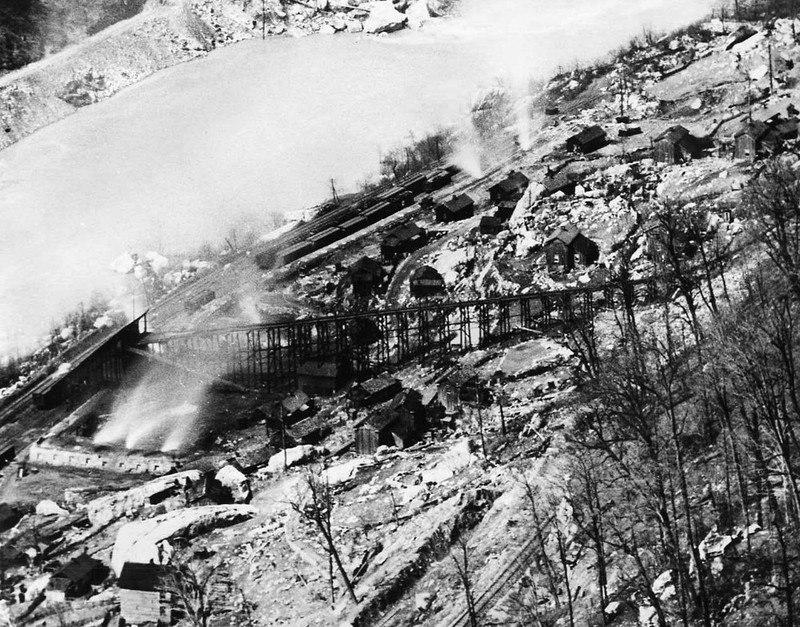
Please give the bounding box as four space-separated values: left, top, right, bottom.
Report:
543 225 599 274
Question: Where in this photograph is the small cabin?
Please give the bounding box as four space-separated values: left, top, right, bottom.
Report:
543 225 600 274
488 170 529 204
479 215 503 236
349 375 402 408
734 118 798 161
566 125 607 154
296 360 348 396
285 413 332 446
381 222 427 262
435 194 475 223
653 125 702 164
47 554 106 602
354 389 425 454
410 265 446 298
349 256 386 296
118 562 172 626
437 369 491 414
541 171 576 197
495 200 517 223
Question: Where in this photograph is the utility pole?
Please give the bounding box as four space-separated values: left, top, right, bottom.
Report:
330 178 339 205
261 0 266 39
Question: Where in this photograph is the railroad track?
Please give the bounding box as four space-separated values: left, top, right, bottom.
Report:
447 535 540 627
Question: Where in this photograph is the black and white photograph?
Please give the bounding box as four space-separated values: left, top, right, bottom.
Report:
5 0 800 625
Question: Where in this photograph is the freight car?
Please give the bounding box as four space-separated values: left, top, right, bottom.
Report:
185 290 216 313
254 162 459 272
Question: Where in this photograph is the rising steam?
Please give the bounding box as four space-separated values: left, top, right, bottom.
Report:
94 363 207 453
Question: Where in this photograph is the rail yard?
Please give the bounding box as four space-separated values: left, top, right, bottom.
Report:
5 10 800 627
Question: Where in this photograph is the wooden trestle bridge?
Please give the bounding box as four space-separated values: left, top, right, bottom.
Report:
141 277 662 391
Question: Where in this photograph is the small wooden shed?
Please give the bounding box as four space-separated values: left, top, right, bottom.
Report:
410 265 446 298
541 171 577 197
653 125 702 164
435 194 475 223
118 562 172 626
488 170 530 204
495 200 517 223
48 553 106 601
349 256 386 296
566 125 607 153
349 375 403 407
381 222 427 262
543 225 599 274
437 369 491 414
354 389 425 454
479 215 503 236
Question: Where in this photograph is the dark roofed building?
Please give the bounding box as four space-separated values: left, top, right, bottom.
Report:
479 215 503 236
543 225 599 274
285 413 332 446
435 194 475 223
410 265 446 298
566 125 607 154
48 553 106 601
296 360 349 396
735 117 798 161
488 170 530 204
437 368 491 414
349 375 402 408
354 389 425 454
349 256 386 296
381 222 427 262
541 170 577 197
118 562 172 626
653 125 702 164
495 200 517 223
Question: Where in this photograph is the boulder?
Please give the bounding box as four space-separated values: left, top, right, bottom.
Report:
364 1 407 33
426 0 455 16
215 465 251 503
405 0 430 28
331 16 347 30
346 19 363 32
319 23 337 35
267 445 316 472
36 500 68 517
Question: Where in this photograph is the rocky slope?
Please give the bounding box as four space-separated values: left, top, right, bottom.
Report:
0 0 454 152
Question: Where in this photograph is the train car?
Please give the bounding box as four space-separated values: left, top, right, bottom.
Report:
309 227 343 249
425 169 453 192
363 201 392 223
401 173 429 195
185 289 215 313
280 241 315 265
33 374 71 410
339 215 369 236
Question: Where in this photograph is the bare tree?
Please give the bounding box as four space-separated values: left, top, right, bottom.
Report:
289 466 359 604
449 528 479 627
